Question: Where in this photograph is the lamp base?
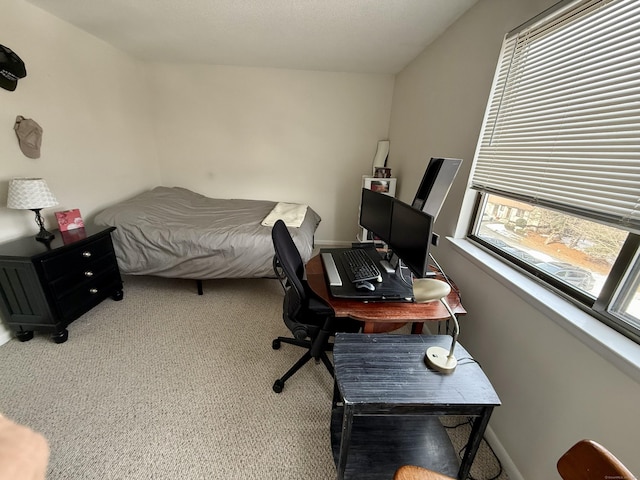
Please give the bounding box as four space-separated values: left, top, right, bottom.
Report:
31 208 55 243
35 229 55 243
424 346 457 374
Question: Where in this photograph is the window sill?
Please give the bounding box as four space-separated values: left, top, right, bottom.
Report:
448 237 640 383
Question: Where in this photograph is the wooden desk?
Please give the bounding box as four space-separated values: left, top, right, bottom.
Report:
305 254 466 333
331 333 501 480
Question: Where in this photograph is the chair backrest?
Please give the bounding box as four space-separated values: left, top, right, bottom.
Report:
557 439 635 480
272 220 310 338
272 220 305 295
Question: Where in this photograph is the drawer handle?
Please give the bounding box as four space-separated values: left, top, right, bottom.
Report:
89 288 98 294
82 251 92 258
84 271 94 277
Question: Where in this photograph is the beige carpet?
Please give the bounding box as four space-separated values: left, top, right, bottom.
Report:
0 275 506 479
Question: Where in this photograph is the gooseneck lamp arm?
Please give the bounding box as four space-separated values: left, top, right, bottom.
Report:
412 277 459 374
439 298 459 359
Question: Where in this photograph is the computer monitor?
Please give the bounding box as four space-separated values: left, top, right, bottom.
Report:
359 188 394 244
388 199 434 278
412 157 462 219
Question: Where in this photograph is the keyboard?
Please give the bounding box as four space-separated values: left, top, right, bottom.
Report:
340 249 382 283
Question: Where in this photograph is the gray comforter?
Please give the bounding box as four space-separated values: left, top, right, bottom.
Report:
93 186 321 279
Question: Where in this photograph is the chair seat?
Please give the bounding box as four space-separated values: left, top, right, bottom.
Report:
307 295 334 317
393 465 454 480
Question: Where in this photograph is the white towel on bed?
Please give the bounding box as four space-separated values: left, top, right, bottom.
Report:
261 202 308 228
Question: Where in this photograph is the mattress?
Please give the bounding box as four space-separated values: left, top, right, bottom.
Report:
93 186 321 279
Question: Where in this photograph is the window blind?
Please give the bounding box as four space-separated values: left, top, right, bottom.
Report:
471 0 640 233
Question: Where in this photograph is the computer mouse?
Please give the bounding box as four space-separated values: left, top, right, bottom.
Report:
355 281 375 291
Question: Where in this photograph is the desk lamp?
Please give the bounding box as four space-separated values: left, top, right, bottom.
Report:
7 178 59 243
413 278 459 374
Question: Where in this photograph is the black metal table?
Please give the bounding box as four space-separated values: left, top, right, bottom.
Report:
331 333 501 480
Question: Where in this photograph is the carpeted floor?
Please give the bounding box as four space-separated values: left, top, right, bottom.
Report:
0 275 506 479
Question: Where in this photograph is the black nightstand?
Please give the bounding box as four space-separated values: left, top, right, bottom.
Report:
0 225 123 343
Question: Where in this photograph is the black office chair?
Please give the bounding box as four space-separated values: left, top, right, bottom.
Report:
271 219 358 393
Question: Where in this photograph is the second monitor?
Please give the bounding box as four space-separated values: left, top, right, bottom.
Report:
359 187 394 244
389 199 433 278
359 188 434 278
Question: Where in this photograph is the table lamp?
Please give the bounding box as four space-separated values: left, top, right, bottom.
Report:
413 278 459 374
7 177 59 243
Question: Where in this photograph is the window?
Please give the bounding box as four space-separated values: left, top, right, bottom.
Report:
468 0 640 343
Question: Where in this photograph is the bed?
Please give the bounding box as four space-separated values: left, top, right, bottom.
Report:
93 186 321 290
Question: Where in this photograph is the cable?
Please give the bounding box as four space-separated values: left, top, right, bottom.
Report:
397 259 413 287
444 417 504 480
455 357 479 366
429 252 462 304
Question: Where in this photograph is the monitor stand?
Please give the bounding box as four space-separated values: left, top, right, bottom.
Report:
386 252 437 278
379 259 395 274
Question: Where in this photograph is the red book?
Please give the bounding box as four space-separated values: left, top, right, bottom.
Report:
55 209 85 231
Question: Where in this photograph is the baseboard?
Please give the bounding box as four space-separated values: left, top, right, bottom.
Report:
484 425 524 480
0 328 13 347
314 240 352 247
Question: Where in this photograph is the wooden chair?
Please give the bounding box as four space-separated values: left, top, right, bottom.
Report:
393 439 635 480
556 439 635 480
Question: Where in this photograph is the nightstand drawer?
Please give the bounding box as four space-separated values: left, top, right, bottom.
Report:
48 254 117 299
56 268 121 321
40 235 115 281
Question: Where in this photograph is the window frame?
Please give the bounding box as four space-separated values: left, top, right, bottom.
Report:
468 191 640 345
449 235 640 383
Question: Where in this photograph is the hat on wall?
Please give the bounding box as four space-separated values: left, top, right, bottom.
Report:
0 44 27 92
14 116 43 159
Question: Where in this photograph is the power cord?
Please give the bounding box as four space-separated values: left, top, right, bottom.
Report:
429 252 462 304
397 259 413 287
442 417 504 480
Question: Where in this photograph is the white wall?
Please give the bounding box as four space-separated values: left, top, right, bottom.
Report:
1 0 161 241
147 63 394 242
389 0 640 478
0 0 161 340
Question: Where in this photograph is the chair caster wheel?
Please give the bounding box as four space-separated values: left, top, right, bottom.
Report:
273 379 284 393
272 339 281 350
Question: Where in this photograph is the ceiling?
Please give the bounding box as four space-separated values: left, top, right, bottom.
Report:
23 0 478 74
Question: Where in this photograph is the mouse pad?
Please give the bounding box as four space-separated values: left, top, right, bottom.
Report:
320 247 414 302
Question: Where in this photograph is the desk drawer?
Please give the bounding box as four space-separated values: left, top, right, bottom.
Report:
40 235 114 281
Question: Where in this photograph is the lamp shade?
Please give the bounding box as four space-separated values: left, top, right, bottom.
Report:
7 178 58 210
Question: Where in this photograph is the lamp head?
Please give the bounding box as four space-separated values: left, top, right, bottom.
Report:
413 277 459 374
7 178 58 242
